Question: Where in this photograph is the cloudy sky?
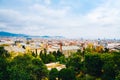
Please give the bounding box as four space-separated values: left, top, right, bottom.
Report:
0 0 120 39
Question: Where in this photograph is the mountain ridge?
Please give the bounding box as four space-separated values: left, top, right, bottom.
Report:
0 31 28 37
0 31 64 39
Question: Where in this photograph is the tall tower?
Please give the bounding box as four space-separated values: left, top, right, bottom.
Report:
59 42 62 52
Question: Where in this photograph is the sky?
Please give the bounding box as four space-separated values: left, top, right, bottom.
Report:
0 0 120 39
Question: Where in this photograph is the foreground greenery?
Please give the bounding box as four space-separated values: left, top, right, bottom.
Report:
0 46 120 80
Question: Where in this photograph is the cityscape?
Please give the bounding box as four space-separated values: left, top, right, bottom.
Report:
0 32 120 80
0 0 120 80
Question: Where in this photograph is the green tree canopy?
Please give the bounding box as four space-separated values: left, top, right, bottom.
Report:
8 54 48 80
58 68 76 80
85 53 103 77
49 68 58 80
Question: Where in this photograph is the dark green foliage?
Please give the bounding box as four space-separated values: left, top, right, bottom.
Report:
0 47 10 58
49 68 58 80
85 74 95 80
56 50 64 59
39 50 65 64
104 48 109 53
76 49 83 57
44 48 47 55
47 54 56 63
0 47 10 80
0 45 120 80
0 57 9 80
32 49 38 57
66 55 82 74
53 51 57 57
115 71 120 80
8 54 33 80
32 51 37 57
31 58 48 80
85 53 103 77
40 53 47 63
101 54 116 80
35 49 38 56
56 50 67 64
58 68 76 80
58 56 67 64
8 54 48 80
52 50 65 61
102 61 116 80
39 50 43 57
113 52 120 73
40 53 56 64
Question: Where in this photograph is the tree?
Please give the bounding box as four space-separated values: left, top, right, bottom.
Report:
47 54 56 63
76 49 83 57
44 48 47 56
32 51 37 57
53 51 57 55
85 53 103 77
31 58 48 80
58 56 67 64
115 71 120 80
0 47 10 80
0 57 9 80
56 50 63 59
40 53 47 63
8 54 48 80
101 54 116 80
58 68 76 80
39 50 43 57
66 55 82 74
0 47 10 58
8 54 33 80
49 68 58 80
113 52 120 74
40 53 56 64
104 48 109 53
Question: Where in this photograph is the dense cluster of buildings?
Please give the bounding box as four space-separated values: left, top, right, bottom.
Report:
0 37 120 55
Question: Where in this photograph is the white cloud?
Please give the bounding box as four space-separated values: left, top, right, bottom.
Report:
29 4 70 18
44 0 51 5
80 0 120 39
0 22 7 29
0 0 120 39
86 0 120 24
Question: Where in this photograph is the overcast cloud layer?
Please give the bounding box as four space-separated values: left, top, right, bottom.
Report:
0 0 120 39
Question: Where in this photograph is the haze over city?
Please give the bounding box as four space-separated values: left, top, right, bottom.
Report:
0 0 120 39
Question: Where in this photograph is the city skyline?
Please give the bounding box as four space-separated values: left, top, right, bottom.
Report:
0 0 120 39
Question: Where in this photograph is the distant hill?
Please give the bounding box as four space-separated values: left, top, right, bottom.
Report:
0 31 28 37
40 35 64 39
30 35 64 39
0 31 64 39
